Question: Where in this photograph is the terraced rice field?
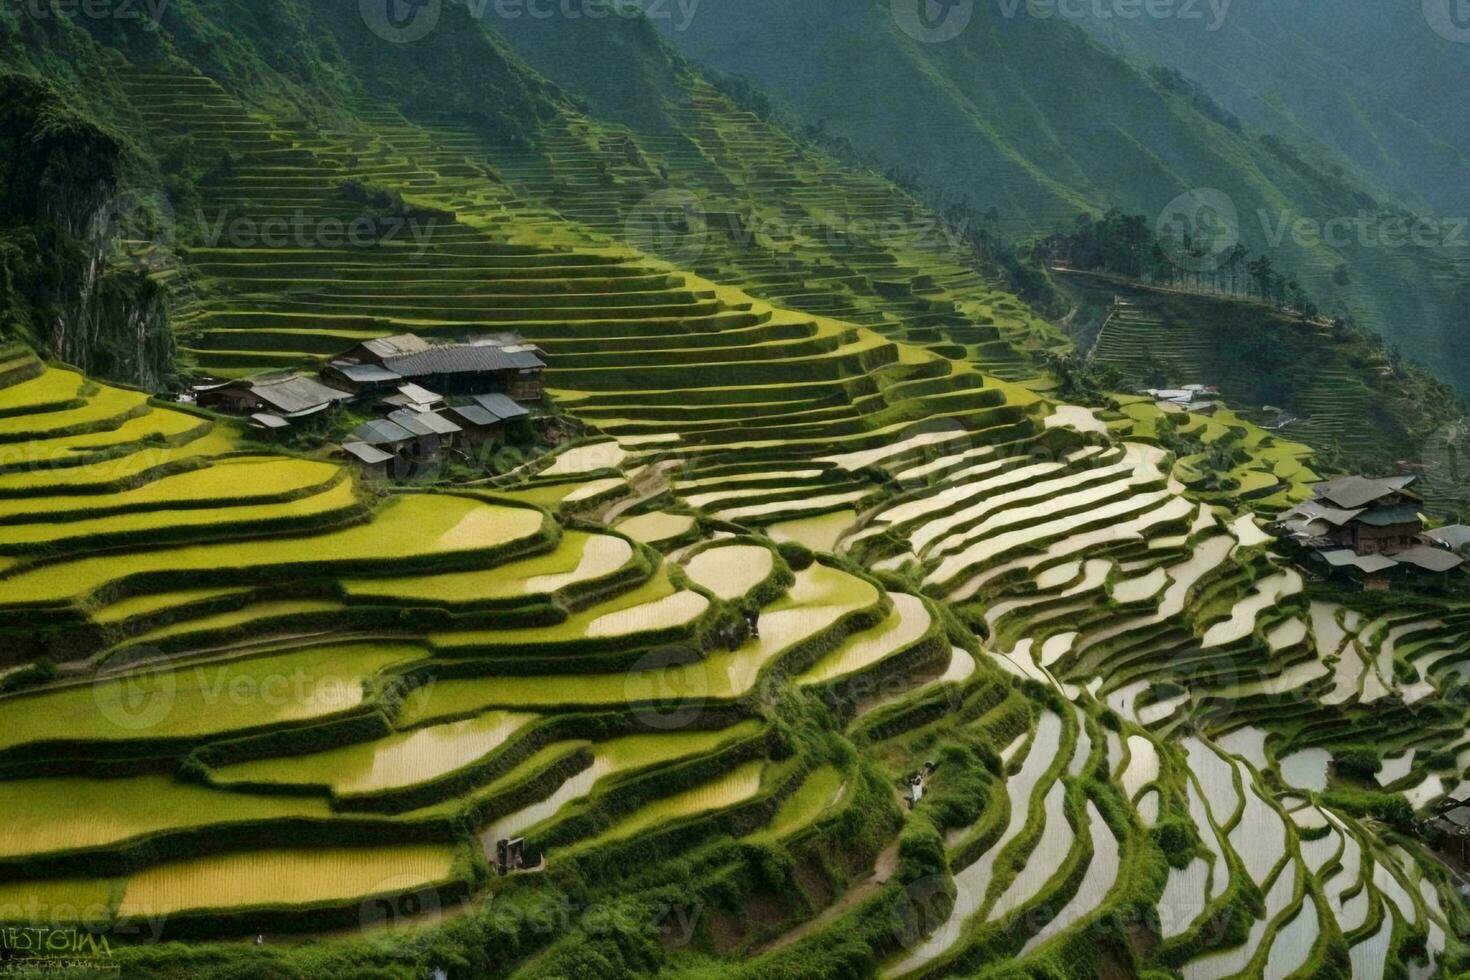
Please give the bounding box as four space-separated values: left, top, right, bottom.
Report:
116 845 459 918
0 55 1467 980
212 711 537 796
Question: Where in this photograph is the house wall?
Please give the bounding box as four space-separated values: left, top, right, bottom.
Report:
1353 523 1421 556
198 390 263 414
508 374 543 401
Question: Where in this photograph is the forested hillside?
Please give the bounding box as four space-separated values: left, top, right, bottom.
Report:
655 0 1470 395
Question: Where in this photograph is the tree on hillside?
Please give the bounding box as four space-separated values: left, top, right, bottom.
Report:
1225 243 1249 297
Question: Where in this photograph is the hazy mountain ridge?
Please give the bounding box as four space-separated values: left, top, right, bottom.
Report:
655 0 1470 394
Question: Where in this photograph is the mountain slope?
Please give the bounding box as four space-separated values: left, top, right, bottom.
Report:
656 0 1470 394
1076 0 1470 219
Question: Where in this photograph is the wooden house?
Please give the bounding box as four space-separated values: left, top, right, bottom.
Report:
1276 475 1423 557
195 374 352 422
443 393 530 454
323 332 545 401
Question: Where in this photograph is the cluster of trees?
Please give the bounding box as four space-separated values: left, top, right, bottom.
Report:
1040 351 1119 405
1035 209 1320 318
1154 414 1242 493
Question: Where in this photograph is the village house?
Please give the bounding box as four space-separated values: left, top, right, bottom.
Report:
1275 475 1424 556
343 407 466 479
442 392 530 452
345 419 419 479
1273 475 1464 589
322 332 546 401
1145 384 1221 415
378 383 445 414
387 408 462 455
338 441 395 481
193 374 352 427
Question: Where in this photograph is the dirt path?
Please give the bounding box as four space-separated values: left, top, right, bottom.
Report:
594 458 681 524
760 839 902 954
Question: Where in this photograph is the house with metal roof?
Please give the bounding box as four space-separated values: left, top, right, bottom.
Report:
194 374 353 421
1275 474 1423 557
1426 525 1470 553
443 393 530 452
469 392 530 420
379 383 445 414
364 409 462 473
322 332 546 400
339 442 395 481
1275 474 1467 589
347 418 419 479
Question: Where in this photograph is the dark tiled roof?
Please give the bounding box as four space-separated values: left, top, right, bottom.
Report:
1426 525 1470 550
470 392 530 420
447 405 505 428
1355 504 1422 528
1313 475 1417 510
329 363 403 384
340 442 394 465
1394 546 1464 573
382 345 545 378
351 419 415 446
388 409 461 437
